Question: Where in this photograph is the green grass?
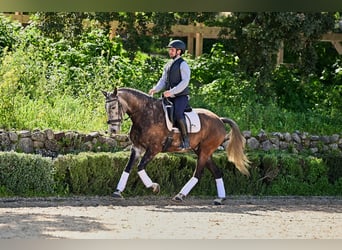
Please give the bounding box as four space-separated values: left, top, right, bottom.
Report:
9 95 107 133
190 93 342 135
0 92 340 136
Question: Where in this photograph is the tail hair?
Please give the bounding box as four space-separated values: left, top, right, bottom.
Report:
221 118 250 177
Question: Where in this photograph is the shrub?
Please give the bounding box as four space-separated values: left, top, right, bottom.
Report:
0 15 20 56
0 152 54 196
0 151 341 197
53 152 128 195
266 153 337 195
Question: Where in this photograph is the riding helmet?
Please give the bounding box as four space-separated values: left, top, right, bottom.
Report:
167 40 186 53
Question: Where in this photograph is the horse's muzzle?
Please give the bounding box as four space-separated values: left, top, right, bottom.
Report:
108 124 120 136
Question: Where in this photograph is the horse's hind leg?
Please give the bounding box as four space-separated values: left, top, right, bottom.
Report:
172 152 226 205
205 157 226 205
172 156 206 202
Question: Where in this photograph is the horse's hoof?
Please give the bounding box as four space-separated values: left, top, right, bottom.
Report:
213 198 225 205
112 190 124 199
172 193 185 202
151 183 160 194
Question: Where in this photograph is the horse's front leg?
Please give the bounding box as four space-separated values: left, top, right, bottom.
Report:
113 146 141 199
137 148 160 194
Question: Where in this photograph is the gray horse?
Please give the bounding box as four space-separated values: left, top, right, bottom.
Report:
102 87 249 205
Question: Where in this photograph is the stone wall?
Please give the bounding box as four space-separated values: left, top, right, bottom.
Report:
0 129 341 157
242 130 342 154
0 129 131 157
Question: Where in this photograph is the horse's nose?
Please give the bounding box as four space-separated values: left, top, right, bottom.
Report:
108 125 119 135
109 127 116 134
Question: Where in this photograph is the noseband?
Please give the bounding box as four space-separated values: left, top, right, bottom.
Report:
106 97 124 125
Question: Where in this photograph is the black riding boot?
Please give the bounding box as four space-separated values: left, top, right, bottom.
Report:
177 118 190 150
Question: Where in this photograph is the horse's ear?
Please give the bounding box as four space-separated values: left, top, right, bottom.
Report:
113 87 117 96
101 90 108 98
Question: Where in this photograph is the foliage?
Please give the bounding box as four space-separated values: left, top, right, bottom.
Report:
0 12 341 198
0 15 21 56
268 154 334 195
33 12 89 44
189 43 342 134
0 13 341 135
323 152 342 184
0 66 21 128
12 95 106 132
51 150 341 197
0 151 340 197
0 152 54 196
217 12 336 81
62 153 115 195
34 12 219 58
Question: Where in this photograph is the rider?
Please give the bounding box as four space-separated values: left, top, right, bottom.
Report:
149 39 191 150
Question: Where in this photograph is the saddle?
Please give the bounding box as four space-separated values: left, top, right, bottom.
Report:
162 97 201 133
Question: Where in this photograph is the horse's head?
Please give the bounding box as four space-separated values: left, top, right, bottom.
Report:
102 88 124 135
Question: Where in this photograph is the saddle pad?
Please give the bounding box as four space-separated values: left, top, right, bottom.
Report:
163 104 201 133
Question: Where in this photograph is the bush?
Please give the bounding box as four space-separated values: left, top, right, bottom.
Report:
0 151 341 197
0 15 20 56
53 152 125 195
53 151 341 197
266 153 338 195
0 152 54 196
323 153 342 183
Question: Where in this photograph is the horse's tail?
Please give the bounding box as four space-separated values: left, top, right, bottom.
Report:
221 118 250 177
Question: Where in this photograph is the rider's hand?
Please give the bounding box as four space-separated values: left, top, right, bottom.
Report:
149 89 156 96
163 90 172 98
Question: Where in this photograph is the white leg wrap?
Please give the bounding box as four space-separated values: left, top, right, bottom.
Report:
116 171 129 192
138 170 153 188
180 177 198 196
215 178 226 198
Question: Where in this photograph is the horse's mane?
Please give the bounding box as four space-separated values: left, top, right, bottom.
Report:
117 88 161 116
118 87 157 103
118 87 148 97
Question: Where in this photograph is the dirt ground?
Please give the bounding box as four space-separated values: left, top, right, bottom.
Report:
0 195 341 239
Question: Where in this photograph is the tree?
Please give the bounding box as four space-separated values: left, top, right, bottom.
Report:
33 12 89 44
33 12 219 58
217 12 336 82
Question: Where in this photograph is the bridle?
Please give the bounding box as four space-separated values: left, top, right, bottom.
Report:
105 96 124 126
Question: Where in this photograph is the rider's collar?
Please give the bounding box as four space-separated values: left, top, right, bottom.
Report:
172 55 181 60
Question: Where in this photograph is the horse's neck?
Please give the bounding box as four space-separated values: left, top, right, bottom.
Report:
119 90 152 117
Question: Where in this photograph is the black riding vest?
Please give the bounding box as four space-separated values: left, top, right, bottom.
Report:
165 57 190 97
